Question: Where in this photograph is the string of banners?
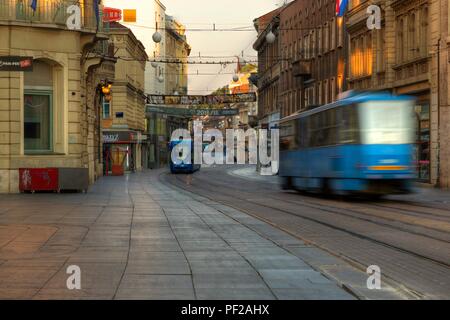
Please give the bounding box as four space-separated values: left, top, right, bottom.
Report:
147 92 257 105
146 106 239 117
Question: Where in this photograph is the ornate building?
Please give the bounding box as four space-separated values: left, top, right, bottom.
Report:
103 22 147 174
253 7 282 128
254 0 347 121
346 0 448 186
0 0 112 192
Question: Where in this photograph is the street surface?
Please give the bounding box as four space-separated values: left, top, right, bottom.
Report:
0 166 448 299
163 165 450 300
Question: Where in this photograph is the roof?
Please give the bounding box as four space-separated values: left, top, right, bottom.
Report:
254 7 283 34
108 22 148 60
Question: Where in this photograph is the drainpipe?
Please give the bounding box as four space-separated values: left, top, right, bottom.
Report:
436 38 441 188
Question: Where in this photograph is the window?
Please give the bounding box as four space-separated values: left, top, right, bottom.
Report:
331 18 336 50
408 13 417 59
24 92 52 152
376 28 386 72
102 98 111 119
340 105 360 144
397 18 404 62
280 120 298 151
420 6 428 57
24 60 53 153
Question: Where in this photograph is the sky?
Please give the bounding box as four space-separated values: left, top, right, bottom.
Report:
105 0 287 94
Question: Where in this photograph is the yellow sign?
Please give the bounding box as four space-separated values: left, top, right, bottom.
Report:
123 9 136 23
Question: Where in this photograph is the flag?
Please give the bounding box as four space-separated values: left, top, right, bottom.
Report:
93 0 100 29
30 0 37 12
336 0 348 17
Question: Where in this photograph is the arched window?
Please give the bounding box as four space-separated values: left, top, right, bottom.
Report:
408 13 416 59
420 6 428 56
397 18 404 63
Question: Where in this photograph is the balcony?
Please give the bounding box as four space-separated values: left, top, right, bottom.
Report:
292 59 312 78
0 0 107 34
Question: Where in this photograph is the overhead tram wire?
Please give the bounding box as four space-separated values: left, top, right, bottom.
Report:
110 23 346 32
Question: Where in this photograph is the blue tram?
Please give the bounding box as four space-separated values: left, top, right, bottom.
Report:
168 139 201 174
279 92 417 196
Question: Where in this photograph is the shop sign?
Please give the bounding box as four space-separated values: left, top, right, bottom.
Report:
103 7 122 22
103 131 139 144
0 56 33 72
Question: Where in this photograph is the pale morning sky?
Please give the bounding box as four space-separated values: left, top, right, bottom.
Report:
105 0 289 94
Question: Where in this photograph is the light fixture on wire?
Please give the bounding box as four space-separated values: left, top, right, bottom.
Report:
153 31 162 43
153 22 162 43
266 30 276 44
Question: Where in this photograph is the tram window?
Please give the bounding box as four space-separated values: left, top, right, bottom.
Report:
325 109 338 146
298 118 308 148
340 105 360 144
280 121 298 151
309 114 320 147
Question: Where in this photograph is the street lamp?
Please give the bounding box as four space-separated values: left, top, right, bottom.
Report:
266 30 276 44
153 22 162 43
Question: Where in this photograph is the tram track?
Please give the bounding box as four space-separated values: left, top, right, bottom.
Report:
159 168 450 298
166 171 450 266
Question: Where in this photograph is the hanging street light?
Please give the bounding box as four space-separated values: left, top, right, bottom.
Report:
152 31 162 43
266 30 276 44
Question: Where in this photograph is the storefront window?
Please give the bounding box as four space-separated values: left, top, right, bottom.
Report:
414 103 430 181
24 60 53 154
24 92 52 152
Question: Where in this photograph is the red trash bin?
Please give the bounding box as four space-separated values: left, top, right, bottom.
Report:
19 168 59 192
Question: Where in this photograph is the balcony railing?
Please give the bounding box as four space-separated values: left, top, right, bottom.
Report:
0 0 106 33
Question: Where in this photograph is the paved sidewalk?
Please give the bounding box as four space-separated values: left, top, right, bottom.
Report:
0 170 353 300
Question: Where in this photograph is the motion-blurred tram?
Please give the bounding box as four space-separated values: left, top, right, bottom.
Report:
279 92 417 196
168 139 201 174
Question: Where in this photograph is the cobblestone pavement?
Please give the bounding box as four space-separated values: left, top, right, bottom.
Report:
0 170 356 300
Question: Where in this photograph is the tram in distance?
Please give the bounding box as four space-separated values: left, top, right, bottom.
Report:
168 138 201 174
278 91 417 196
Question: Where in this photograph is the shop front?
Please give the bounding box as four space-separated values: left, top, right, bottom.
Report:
393 79 431 182
102 130 145 175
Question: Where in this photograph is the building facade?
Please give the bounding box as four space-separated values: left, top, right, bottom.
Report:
165 15 190 96
254 0 450 188
279 0 347 118
254 1 346 120
228 63 258 129
104 0 167 95
253 8 282 128
0 0 111 193
346 0 449 186
102 22 147 174
146 14 191 169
